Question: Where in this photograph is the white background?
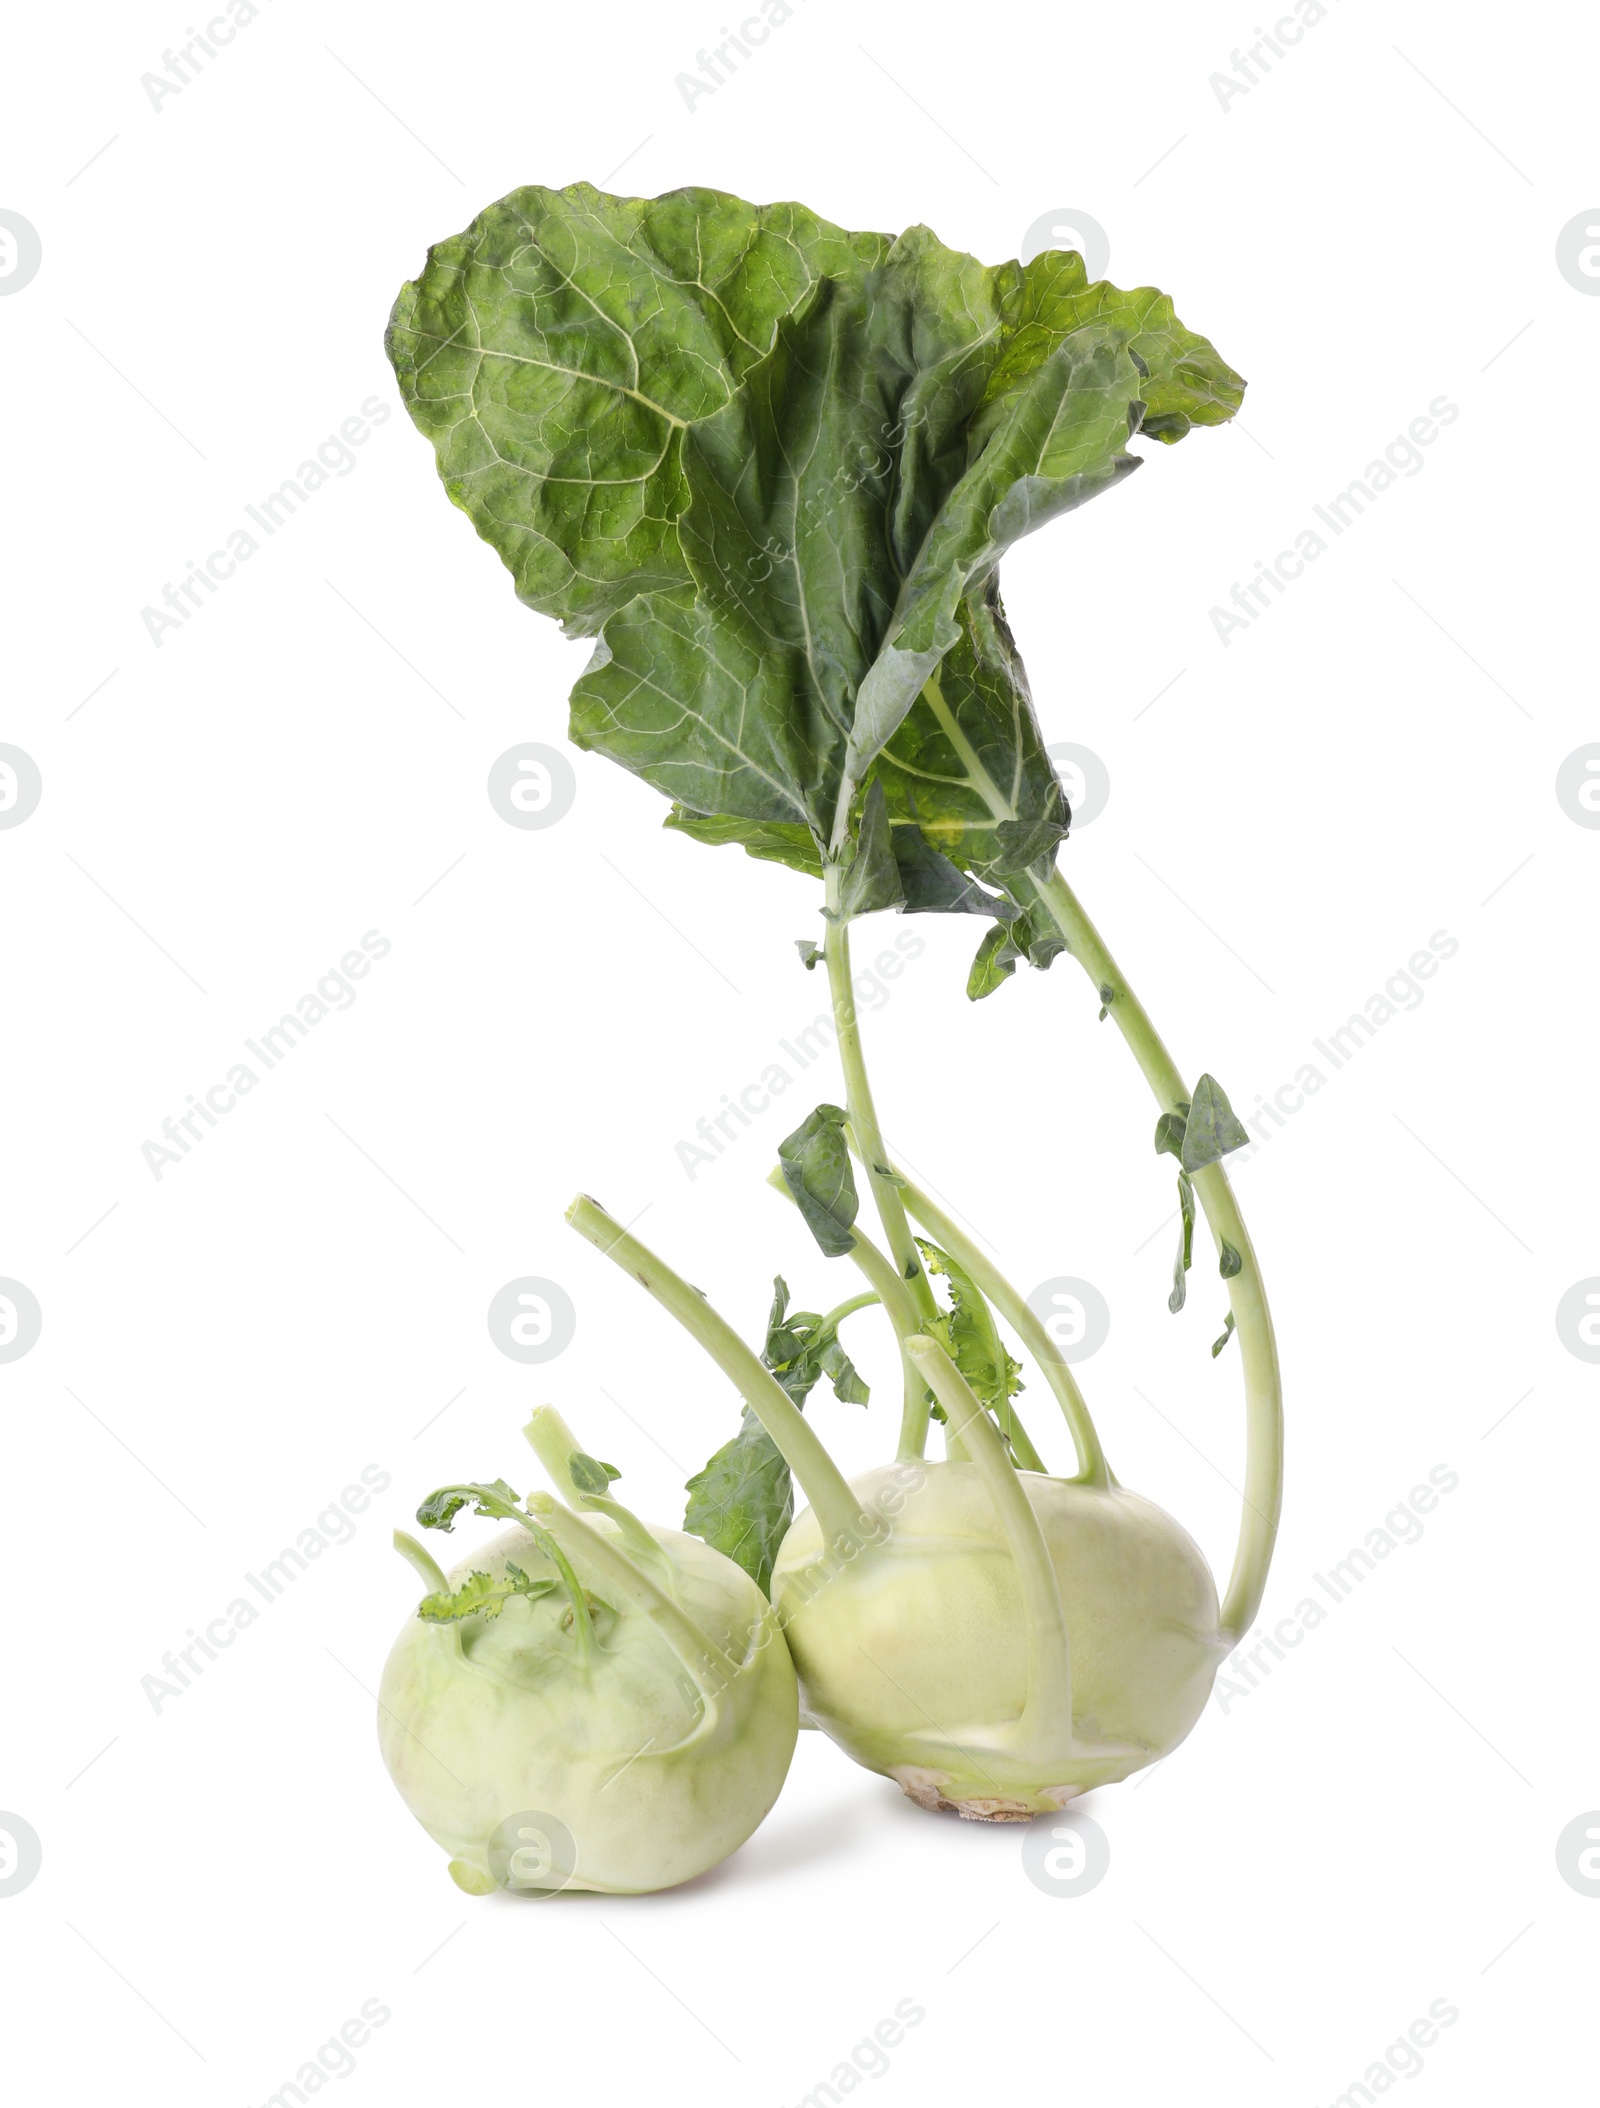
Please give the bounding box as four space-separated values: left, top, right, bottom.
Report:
3 1 1596 2101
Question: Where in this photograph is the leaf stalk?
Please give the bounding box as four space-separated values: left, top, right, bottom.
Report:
1027 865 1282 1642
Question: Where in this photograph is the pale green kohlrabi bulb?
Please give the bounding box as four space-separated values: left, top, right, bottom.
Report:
379 1417 798 1895
772 1461 1222 1820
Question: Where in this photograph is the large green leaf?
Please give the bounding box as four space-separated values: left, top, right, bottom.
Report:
386 185 880 639
389 182 1243 874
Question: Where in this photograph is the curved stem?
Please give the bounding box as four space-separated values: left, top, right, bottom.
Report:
523 1406 672 1579
511 1511 596 1664
814 1290 880 1336
841 1215 933 1461
887 1164 1110 1488
422 1483 596 1661
822 865 940 1326
905 1335 1073 1755
1028 865 1283 1643
942 1419 972 1463
393 1528 447 1595
566 1193 863 1549
525 1490 742 1698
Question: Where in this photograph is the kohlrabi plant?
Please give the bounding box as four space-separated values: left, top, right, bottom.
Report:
379 1408 797 1892
387 182 1283 1822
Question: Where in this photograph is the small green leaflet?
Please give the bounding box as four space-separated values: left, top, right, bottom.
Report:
415 1479 525 1533
778 1105 859 1258
762 1278 871 1408
795 939 823 970
917 1238 1024 1440
1098 982 1116 1022
1212 1311 1237 1358
1220 1240 1243 1279
1154 1103 1191 1159
965 899 1067 1001
1027 924 1069 974
683 1279 870 1590
1169 1171 1196 1314
811 1333 871 1404
1153 1079 1249 1172
1180 1075 1250 1171
417 1563 558 1624
569 1452 621 1496
967 923 1017 1000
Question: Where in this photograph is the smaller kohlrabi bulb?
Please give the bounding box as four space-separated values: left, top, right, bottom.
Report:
378 1411 797 1895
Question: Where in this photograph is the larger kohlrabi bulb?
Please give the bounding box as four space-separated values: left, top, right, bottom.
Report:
772 1463 1221 1820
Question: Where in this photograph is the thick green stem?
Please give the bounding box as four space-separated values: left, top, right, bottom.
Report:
566 1193 863 1549
822 865 940 1325
815 1227 917 1348
908 665 1279 1631
904 1334 1074 1756
1028 865 1283 1643
889 1165 1110 1488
